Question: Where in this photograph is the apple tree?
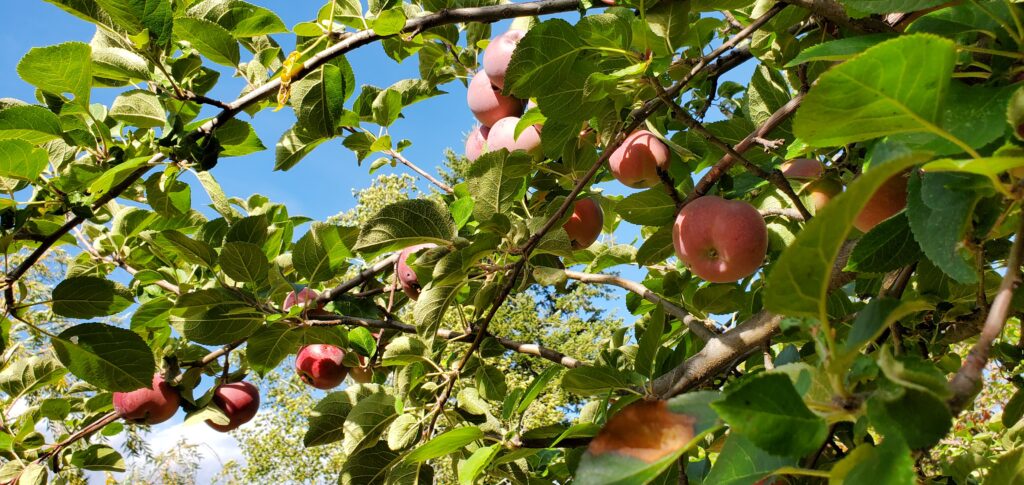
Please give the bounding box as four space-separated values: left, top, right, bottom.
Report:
2 0 1024 483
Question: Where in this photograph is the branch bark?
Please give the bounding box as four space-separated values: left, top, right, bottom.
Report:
563 270 719 341
947 214 1024 414
652 240 857 398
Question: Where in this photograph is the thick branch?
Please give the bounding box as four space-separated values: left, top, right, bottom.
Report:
317 253 400 303
781 0 895 33
564 270 718 341
652 240 857 398
947 215 1024 414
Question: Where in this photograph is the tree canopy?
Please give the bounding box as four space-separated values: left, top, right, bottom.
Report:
2 0 1024 484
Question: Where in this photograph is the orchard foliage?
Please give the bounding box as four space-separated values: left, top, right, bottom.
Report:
3 0 1024 483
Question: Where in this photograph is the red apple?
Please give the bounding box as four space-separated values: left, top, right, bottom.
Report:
295 344 348 390
113 374 180 425
564 197 604 250
467 70 524 127
486 116 541 156
672 196 768 283
781 158 843 212
397 243 437 300
609 130 671 189
854 172 908 233
483 29 526 90
465 125 490 161
283 287 322 312
206 381 260 432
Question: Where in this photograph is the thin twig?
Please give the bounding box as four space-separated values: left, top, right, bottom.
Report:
386 149 454 194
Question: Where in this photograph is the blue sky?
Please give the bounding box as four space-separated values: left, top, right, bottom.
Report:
1 1 756 479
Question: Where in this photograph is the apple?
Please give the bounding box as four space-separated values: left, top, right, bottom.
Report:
283 287 322 312
483 29 526 90
854 171 908 232
113 374 180 425
564 197 603 250
350 355 374 384
672 196 768 283
465 125 490 161
587 400 694 463
609 130 671 189
397 243 438 300
295 344 348 390
486 116 541 156
467 70 524 127
781 158 843 212
206 381 260 432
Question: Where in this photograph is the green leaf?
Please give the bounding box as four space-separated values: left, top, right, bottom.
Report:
404 427 483 464
744 65 791 132
52 276 134 318
830 437 915 484
372 8 406 36
109 88 163 127
171 288 264 345
354 199 455 254
458 444 500 485
348 327 376 358
17 42 91 103
174 17 240 67
215 119 266 157
906 172 985 284
561 366 636 396
304 384 384 447
220 241 270 283
414 283 462 339
371 88 402 127
18 463 46 485
380 336 430 366
843 297 930 356
704 434 796 485
844 213 921 273
343 391 397 455
0 140 49 181
91 47 150 82
647 0 690 51
95 0 173 46
711 373 827 457
0 357 64 399
246 322 302 376
867 386 951 449
291 58 356 138
465 150 532 223
784 34 895 67
616 189 677 226
294 223 353 283
635 307 665 378
158 230 218 268
0 105 63 144
1004 389 1024 428
505 19 583 99
70 444 125 472
476 365 507 401
274 126 327 171
516 366 560 414
51 323 155 392
843 0 949 14
988 447 1024 485
794 35 955 147
387 413 420 451
87 155 150 200
187 0 288 37
764 153 927 319
195 171 240 221
893 82 1016 155
636 226 675 266
145 172 191 216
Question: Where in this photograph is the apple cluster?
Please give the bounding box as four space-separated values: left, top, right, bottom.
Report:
112 375 260 433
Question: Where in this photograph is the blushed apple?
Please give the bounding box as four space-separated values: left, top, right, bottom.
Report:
113 374 180 425
465 125 490 161
781 158 843 212
609 130 671 189
467 70 524 127
672 196 768 283
486 116 541 156
483 29 526 90
397 243 438 300
295 344 348 390
206 381 260 432
283 287 322 312
564 197 603 250
854 172 908 233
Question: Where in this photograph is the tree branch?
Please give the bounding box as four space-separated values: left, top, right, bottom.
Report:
652 240 857 398
317 253 401 303
385 149 454 194
948 214 1024 414
563 270 719 341
305 314 584 368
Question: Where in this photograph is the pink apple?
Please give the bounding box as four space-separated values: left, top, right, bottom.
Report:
483 29 526 90
465 125 490 161
672 196 768 283
206 381 260 432
486 116 541 156
854 172 908 233
283 287 322 312
295 344 348 390
397 243 438 300
609 130 671 189
564 198 604 250
467 70 524 127
113 374 180 425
